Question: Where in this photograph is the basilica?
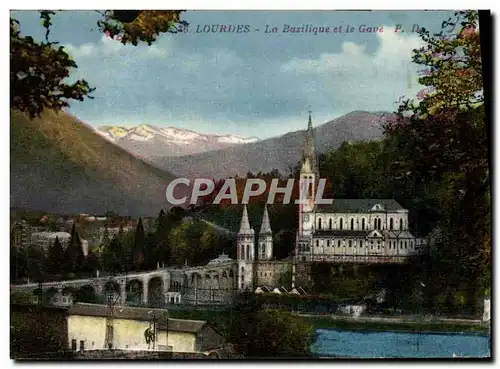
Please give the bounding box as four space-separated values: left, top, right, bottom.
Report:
234 112 428 292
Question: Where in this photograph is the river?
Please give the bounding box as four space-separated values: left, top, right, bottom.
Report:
311 329 491 358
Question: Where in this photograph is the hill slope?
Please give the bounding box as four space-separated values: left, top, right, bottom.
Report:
10 109 186 216
154 111 389 179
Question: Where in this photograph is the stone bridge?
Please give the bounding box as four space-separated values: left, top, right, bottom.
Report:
10 254 238 308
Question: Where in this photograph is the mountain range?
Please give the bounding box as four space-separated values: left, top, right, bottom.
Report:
95 124 259 159
151 111 389 179
10 109 187 216
10 110 389 216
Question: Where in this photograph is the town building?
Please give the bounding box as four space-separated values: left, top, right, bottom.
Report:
11 220 31 249
31 231 71 251
67 303 225 353
30 231 89 256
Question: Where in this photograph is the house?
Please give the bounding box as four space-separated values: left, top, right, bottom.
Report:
290 287 308 296
254 286 271 294
66 303 225 353
271 286 289 295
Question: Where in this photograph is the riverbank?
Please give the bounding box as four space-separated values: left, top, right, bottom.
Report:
300 314 489 335
169 309 489 335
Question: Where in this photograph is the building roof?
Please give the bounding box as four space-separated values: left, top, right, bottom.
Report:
259 206 272 234
207 253 233 265
316 199 405 213
31 231 71 239
314 230 368 238
68 303 207 333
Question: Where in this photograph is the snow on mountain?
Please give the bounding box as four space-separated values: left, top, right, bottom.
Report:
95 124 259 158
217 135 259 144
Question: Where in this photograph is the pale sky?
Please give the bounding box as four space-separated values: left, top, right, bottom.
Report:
11 10 455 139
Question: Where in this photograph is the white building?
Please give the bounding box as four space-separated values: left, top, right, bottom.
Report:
98 226 134 242
31 231 71 251
30 231 89 256
295 111 428 263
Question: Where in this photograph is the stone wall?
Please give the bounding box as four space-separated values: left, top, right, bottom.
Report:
254 261 292 287
73 349 210 360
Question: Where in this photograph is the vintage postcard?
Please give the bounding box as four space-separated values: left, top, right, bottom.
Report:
10 9 491 360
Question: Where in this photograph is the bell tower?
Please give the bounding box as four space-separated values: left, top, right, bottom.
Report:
296 110 317 262
258 206 273 260
236 205 254 291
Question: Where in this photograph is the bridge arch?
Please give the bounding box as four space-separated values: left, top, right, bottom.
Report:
75 285 97 303
126 279 144 306
104 280 121 304
147 276 164 307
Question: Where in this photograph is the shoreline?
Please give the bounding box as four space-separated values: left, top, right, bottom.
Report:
301 315 490 335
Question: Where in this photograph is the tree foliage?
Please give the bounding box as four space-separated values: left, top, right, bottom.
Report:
10 14 95 118
10 10 187 118
48 236 65 275
230 304 313 358
384 10 490 306
133 218 145 270
98 10 187 46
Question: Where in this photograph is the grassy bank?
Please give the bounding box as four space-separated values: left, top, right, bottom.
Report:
304 316 489 335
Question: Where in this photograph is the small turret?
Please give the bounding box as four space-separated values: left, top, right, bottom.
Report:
258 206 273 260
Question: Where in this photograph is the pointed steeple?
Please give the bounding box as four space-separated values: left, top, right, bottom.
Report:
302 110 315 167
238 205 252 234
260 206 272 234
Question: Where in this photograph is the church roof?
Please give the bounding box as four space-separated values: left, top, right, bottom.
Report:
238 205 253 234
316 199 405 213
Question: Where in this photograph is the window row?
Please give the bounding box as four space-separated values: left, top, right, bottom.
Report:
314 239 414 249
316 217 405 231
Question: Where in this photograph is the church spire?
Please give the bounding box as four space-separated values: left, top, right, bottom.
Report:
238 205 252 234
260 205 272 234
302 109 315 166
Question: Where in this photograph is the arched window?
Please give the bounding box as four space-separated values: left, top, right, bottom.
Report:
340 219 343 230
318 218 322 230
327 240 330 247
405 241 408 249
348 240 352 247
246 245 250 260
360 240 363 248
338 240 341 247
261 244 266 257
399 219 403 230
351 218 354 230
378 219 382 230
316 240 319 247
389 218 394 230
362 218 366 230
329 219 332 229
